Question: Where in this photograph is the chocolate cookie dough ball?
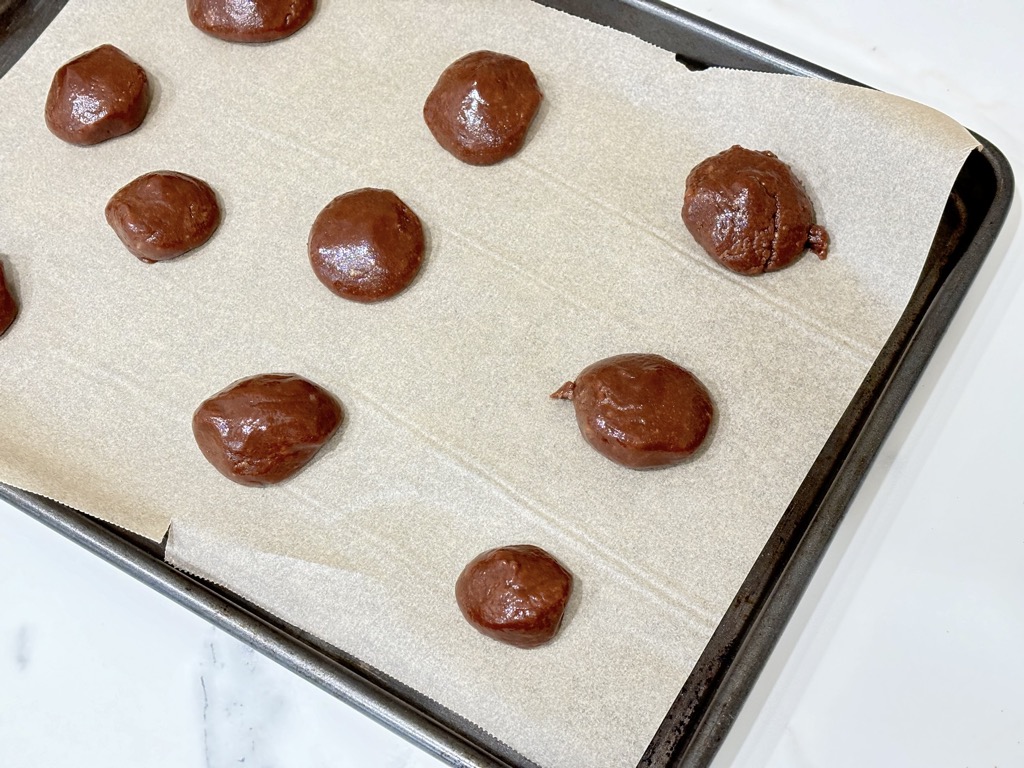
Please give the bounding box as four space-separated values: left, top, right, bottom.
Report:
192 374 343 487
456 545 574 649
0 262 18 338
682 145 829 275
423 51 542 165
187 0 315 43
105 171 221 263
44 44 150 146
308 188 424 302
552 353 714 469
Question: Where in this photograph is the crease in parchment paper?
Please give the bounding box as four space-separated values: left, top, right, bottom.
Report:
0 1 978 765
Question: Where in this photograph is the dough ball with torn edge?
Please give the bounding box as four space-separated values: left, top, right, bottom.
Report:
423 50 543 165
105 171 221 263
192 374 343 487
682 145 829 275
44 44 151 146
187 0 316 43
552 353 714 469
456 545 574 649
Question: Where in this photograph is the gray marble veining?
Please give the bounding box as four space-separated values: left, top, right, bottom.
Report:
14 624 31 671
198 631 286 768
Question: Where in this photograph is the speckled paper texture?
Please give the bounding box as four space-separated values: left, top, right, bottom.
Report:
0 1 977 766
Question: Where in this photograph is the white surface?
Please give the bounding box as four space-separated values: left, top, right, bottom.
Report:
1 1 1021 767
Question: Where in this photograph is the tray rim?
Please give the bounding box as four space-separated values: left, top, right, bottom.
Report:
1 1 1015 767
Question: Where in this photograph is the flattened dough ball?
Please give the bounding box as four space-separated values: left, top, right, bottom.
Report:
308 188 425 302
423 51 542 165
0 261 18 338
187 0 315 43
45 44 150 146
105 171 221 263
682 145 829 275
456 545 574 649
192 374 343 486
552 353 714 469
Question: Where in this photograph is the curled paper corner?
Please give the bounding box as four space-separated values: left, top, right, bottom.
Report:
0 476 172 544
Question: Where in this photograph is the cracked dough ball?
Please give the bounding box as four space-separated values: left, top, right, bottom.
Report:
423 50 543 165
682 145 829 275
456 545 574 649
192 374 343 487
551 353 714 469
187 0 315 43
308 188 425 302
105 171 221 263
44 44 150 146
0 261 18 338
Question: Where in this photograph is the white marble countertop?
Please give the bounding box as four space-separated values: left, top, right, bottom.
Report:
2 1 1022 766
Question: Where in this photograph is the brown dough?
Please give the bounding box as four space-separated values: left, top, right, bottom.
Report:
455 545 574 649
187 0 315 43
423 50 542 165
192 374 343 487
0 262 18 338
552 353 714 469
105 171 221 263
308 188 425 302
44 44 150 146
682 145 829 275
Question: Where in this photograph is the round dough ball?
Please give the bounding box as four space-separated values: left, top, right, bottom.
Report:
0 261 18 338
187 0 315 43
192 374 344 487
551 353 714 469
682 145 829 275
455 545 574 649
308 188 425 302
105 171 221 263
423 50 543 165
44 44 151 146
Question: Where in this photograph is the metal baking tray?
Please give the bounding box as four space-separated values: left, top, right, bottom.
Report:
1 1 1014 766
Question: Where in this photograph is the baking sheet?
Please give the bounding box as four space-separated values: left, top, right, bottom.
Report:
0 1 977 766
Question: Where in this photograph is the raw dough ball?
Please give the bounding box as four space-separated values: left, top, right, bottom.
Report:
552 353 714 469
105 171 221 263
308 188 425 302
456 545 574 649
192 374 343 486
187 0 315 43
682 145 829 275
423 50 542 165
0 262 18 337
44 44 150 146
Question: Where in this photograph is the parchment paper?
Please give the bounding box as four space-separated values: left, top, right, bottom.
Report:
0 1 977 765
